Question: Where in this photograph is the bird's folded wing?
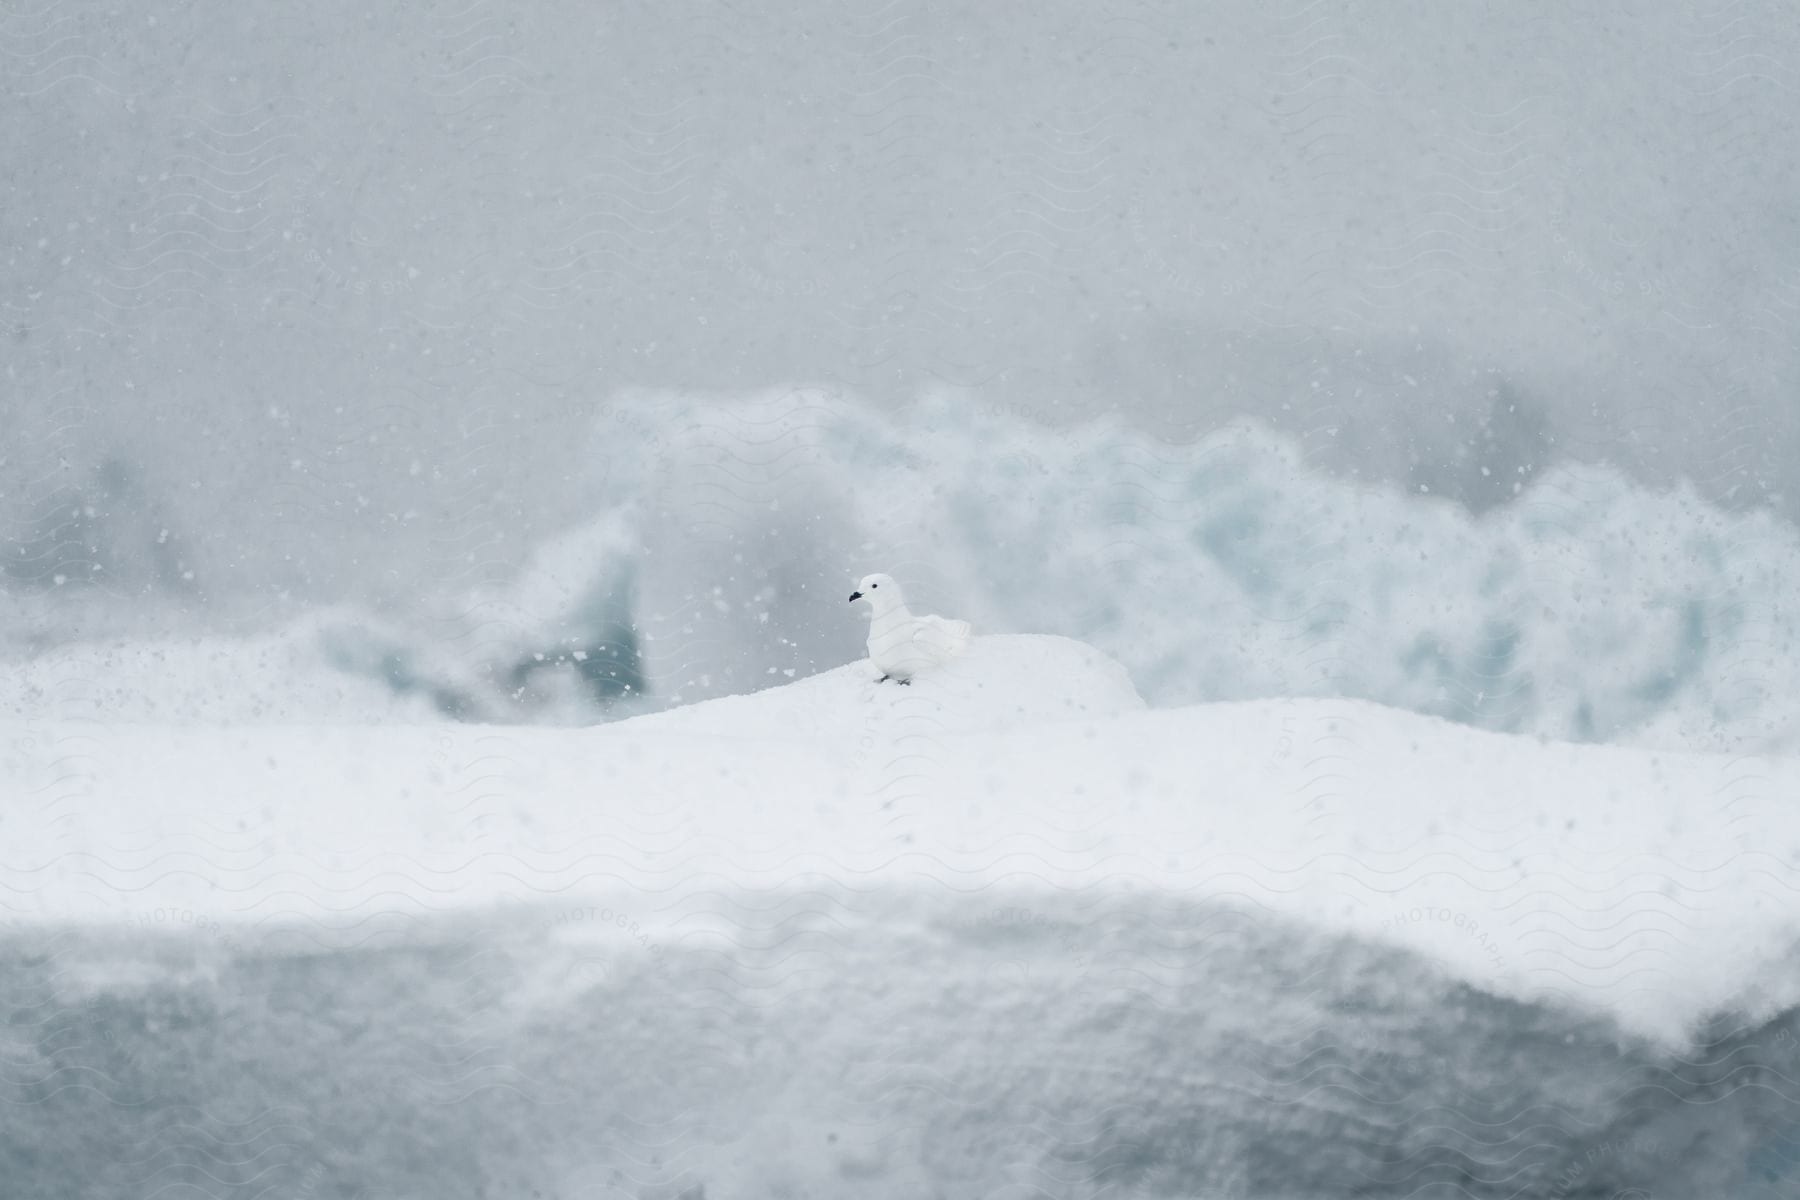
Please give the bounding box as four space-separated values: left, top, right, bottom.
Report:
916 615 973 660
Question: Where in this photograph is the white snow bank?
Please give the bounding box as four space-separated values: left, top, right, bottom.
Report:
2 634 1796 1047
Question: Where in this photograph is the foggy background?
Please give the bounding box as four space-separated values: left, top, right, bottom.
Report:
7 0 1799 627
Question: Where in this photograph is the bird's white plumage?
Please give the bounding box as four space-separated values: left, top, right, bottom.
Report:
849 572 971 682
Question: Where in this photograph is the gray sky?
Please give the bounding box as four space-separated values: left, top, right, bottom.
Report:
6 0 1799 604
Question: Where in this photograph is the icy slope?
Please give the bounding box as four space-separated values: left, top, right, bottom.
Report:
5 635 1798 1048
11 891 1796 1200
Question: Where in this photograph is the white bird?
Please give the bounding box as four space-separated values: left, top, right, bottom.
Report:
847 572 971 684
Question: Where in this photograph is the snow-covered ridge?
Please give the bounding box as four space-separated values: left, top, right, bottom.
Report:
5 634 1796 1047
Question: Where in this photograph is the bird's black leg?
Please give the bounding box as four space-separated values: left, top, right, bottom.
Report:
898 678 912 686
876 674 890 684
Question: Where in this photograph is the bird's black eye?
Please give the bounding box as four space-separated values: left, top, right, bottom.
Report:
871 583 878 588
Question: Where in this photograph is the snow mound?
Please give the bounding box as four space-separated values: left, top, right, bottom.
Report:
628 634 1143 741
4 634 1799 1048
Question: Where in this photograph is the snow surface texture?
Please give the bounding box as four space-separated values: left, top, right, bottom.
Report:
5 635 1795 1050
13 389 1800 756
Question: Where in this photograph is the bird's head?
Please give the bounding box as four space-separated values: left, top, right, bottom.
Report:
847 572 899 605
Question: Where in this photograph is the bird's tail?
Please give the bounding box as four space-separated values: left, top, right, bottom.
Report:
946 619 972 655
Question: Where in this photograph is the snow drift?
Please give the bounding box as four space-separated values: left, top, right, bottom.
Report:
6 633 1797 1048
5 634 1800 1196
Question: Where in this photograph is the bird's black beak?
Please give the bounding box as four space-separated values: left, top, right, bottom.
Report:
847 590 862 603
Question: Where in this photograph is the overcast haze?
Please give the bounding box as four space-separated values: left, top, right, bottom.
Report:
7 0 1800 613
